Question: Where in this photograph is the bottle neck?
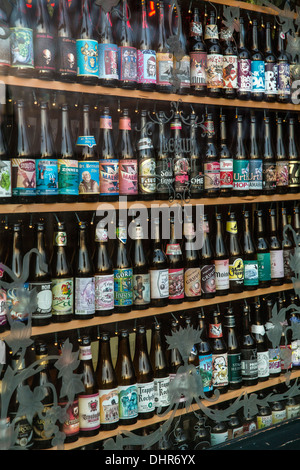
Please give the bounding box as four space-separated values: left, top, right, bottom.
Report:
252 23 259 51
265 25 272 53
239 20 245 48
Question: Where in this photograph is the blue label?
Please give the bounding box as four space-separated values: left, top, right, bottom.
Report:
114 268 133 306
198 353 213 392
36 159 58 195
251 60 265 92
249 159 263 190
58 159 79 195
98 43 118 80
118 46 137 82
78 161 100 195
76 39 98 77
76 136 96 148
278 62 290 95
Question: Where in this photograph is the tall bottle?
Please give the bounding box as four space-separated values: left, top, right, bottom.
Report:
269 207 284 285
133 324 155 419
200 213 216 298
74 220 95 320
172 3 190 95
150 321 170 413
183 215 201 301
226 211 244 294
76 104 99 202
137 0 156 91
219 114 233 197
113 218 133 313
96 332 119 431
221 25 238 99
243 209 259 290
117 109 138 200
34 0 55 80
275 116 289 194
50 221 74 323
208 308 228 394
233 114 249 196
137 109 156 199
240 302 258 386
156 111 173 199
288 117 300 193
118 0 137 89
277 26 290 103
251 300 270 382
156 0 173 93
254 208 271 288
189 112 203 198
168 319 185 407
264 22 277 102
132 222 150 310
250 20 265 101
264 298 281 378
262 115 276 195
0 106 12 204
56 0 77 82
0 7 11 75
214 212 229 296
76 0 99 84
10 0 34 77
237 17 251 100
166 216 184 304
280 206 294 284
149 216 169 307
11 100 36 204
223 307 242 390
197 309 213 397
93 220 114 316
77 335 100 437
97 7 118 87
98 107 119 201
249 114 263 195
189 7 207 97
28 221 52 327
203 113 220 197
205 11 223 98
115 329 138 425
35 101 58 203
171 111 189 196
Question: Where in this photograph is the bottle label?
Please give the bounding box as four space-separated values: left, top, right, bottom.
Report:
251 60 265 92
79 344 92 360
200 264 216 294
257 350 270 379
272 409 286 424
154 376 170 408
76 39 98 77
268 347 281 375
57 37 77 75
114 268 133 306
54 231 67 246
118 384 138 420
169 268 184 300
6 284 29 322
283 248 294 278
166 243 181 255
265 63 278 95
78 160 100 195
229 258 244 282
257 252 271 281
280 344 292 370
238 59 251 92
220 159 233 188
212 352 228 387
12 159 36 196
99 159 119 196
244 260 259 286
32 404 54 443
204 161 220 189
36 159 59 196
289 160 300 188
233 159 249 191
276 161 289 187
10 27 34 69
204 24 218 40
119 159 138 195
156 52 173 86
95 274 114 311
257 414 272 429
174 55 190 88
150 268 169 299
98 43 118 80
263 162 276 191
286 404 300 420
241 348 258 381
58 159 79 195
214 259 229 290
137 49 156 84
137 381 155 414
198 354 213 392
270 250 284 279
0 26 11 67
139 157 156 194
278 62 290 95
226 221 237 234
228 352 242 385
174 156 190 193
51 278 73 316
34 33 55 71
206 54 223 88
10 413 33 448
184 267 201 297
118 46 137 82
190 51 207 87
75 277 95 316
133 273 150 306
59 398 80 437
211 431 229 447
0 160 12 198
209 322 223 338
78 393 100 431
29 281 52 319
156 158 173 194
99 388 119 424
0 288 7 328
223 55 238 89
249 159 263 190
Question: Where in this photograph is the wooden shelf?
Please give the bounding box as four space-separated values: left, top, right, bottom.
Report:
203 0 298 18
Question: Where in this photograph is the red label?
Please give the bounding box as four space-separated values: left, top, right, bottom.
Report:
209 322 223 338
119 117 131 131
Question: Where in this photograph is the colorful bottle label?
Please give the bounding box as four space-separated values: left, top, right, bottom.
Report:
119 159 138 195
204 161 220 190
241 348 258 381
154 376 170 408
137 49 156 84
75 277 95 316
0 26 11 67
78 160 100 195
272 409 286 424
150 268 169 300
214 259 229 290
263 162 276 191
190 51 207 87
276 161 289 187
76 39 98 77
270 250 284 279
223 55 238 89
12 158 36 196
168 268 184 300
99 388 119 425
228 352 242 385
244 260 259 286
184 267 201 298
6 284 29 322
289 160 300 188
229 257 244 282
257 252 271 282
138 157 156 194
114 268 133 306
238 58 251 92
99 159 119 196
278 62 290 95
200 264 216 294
212 352 228 387
251 60 265 92
118 46 137 82
268 346 281 375
95 274 114 311
36 159 58 195
0 288 7 328
78 393 100 431
174 55 190 88
29 281 52 320
58 398 80 438
98 43 118 80
133 273 150 306
233 159 249 191
118 384 138 420
137 381 155 414
10 27 34 69
0 160 12 198
34 33 55 71
265 62 278 94
32 404 54 444
257 414 272 429
51 278 73 316
206 54 223 88
220 159 233 189
198 353 213 392
156 52 173 86
57 37 77 75
58 159 79 195
174 156 189 193
204 24 219 40
249 159 263 190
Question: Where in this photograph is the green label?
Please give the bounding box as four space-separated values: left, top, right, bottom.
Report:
244 260 259 286
233 159 249 191
257 252 271 281
114 268 133 306
228 352 242 385
118 385 138 420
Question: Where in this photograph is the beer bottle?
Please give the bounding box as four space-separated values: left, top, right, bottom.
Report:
240 302 258 386
98 107 119 201
50 221 74 323
77 335 100 437
97 6 118 88
34 0 55 80
243 209 259 290
275 116 289 194
156 110 173 200
149 216 169 307
271 387 287 423
251 300 270 382
168 319 185 407
288 117 300 193
257 392 272 429
221 25 238 99
249 114 263 195
137 109 156 200
203 113 220 197
227 408 243 440
262 115 276 195
117 109 138 200
219 114 233 197
223 306 242 390
208 308 228 394
264 22 277 102
237 17 251 100
76 0 99 85
277 26 290 103
74 220 95 320
233 114 249 196
184 315 200 373
250 20 265 101
113 218 133 313
137 0 156 91
172 3 190 95
93 220 114 316
166 216 184 304
189 112 203 198
264 297 281 378
226 211 244 294
0 7 11 75
56 0 77 83
29 221 52 327
149 321 170 414
10 0 34 77
77 104 99 203
292 204 300 241
278 295 292 371
131 221 150 310
118 0 137 89
205 11 223 98
214 212 229 296
189 7 207 97
280 206 294 284
200 213 216 298
197 309 213 397
0 106 12 204
183 215 201 301
254 208 271 288
156 0 173 93
210 406 229 445
115 329 138 425
32 341 55 449
133 324 155 419
269 207 284 286
171 111 189 196
96 332 119 430
35 101 58 204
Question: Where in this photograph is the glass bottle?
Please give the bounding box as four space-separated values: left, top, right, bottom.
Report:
214 212 229 296
250 19 265 101
171 111 189 197
168 320 185 407
237 17 251 100
149 216 169 307
183 215 201 301
137 109 156 200
10 0 34 77
0 6 11 75
117 108 138 200
0 106 12 204
223 307 242 390
155 110 173 200
200 213 216 298
256 392 272 429
97 6 118 88
56 0 77 82
249 114 263 195
166 216 184 304
269 207 284 286
131 222 150 310
254 208 271 288
226 211 244 294
137 0 156 91
189 112 204 198
277 26 290 103
262 115 276 195
208 308 228 394
205 10 223 98
233 114 249 196
117 0 137 89
150 321 170 414
280 206 294 284
156 0 173 93
219 114 233 197
98 107 119 201
172 2 190 95
243 209 259 291
189 7 207 97
275 116 289 194
288 117 300 193
203 113 220 198
221 25 237 99
264 297 281 378
113 218 133 313
93 220 114 316
34 0 55 80
251 300 270 382
264 22 277 102
76 0 99 85
240 302 258 386
197 309 213 398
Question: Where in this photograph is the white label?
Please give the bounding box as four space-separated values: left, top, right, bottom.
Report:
211 431 228 446
270 250 284 279
95 274 114 310
150 268 169 299
79 345 92 360
137 381 155 414
75 277 95 315
214 259 229 290
257 350 270 378
154 376 170 408
78 393 100 431
251 324 265 335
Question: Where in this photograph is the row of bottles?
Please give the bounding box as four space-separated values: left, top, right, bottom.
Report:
3 0 298 104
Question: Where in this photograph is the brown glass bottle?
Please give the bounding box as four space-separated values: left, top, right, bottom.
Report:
156 0 173 93
56 0 77 82
34 0 55 80
93 221 114 316
243 209 259 291
223 307 242 390
268 208 284 286
132 222 150 310
214 212 229 296
117 0 137 89
149 321 170 414
137 0 156 92
280 206 294 284
251 300 270 382
10 0 34 78
197 309 213 397
288 117 300 193
275 116 289 194
249 114 263 195
254 209 271 288
166 216 184 304
113 219 133 313
240 303 258 386
264 298 281 378
262 116 276 195
219 114 233 197
200 213 216 298
189 7 207 97
137 109 156 200
0 7 10 76
190 112 204 198
149 216 169 307
183 215 201 301
76 0 99 85
226 211 244 294
203 113 220 198
233 114 249 196
205 11 222 98
117 109 138 200
168 319 185 408
208 308 228 394
98 107 119 201
97 6 118 88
